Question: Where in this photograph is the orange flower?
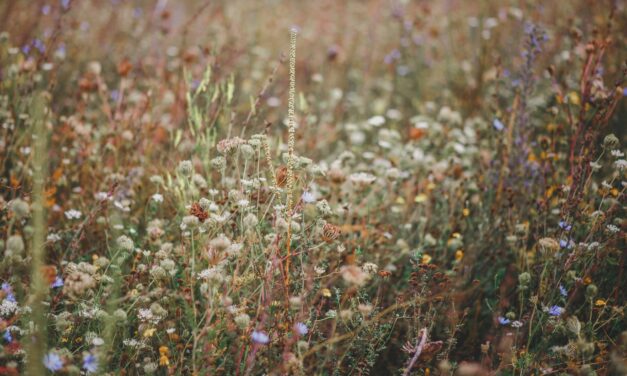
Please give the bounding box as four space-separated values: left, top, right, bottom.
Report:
159 346 170 366
455 250 464 261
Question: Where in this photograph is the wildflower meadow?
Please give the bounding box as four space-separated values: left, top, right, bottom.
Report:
0 1 626 375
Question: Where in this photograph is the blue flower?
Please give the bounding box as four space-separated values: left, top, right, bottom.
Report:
51 276 64 288
548 305 564 316
493 118 505 131
558 221 572 231
251 330 269 345
294 322 308 335
43 352 64 372
83 353 98 373
3 330 12 343
498 316 510 325
559 285 568 297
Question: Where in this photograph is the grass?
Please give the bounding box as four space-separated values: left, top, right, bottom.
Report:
0 0 626 375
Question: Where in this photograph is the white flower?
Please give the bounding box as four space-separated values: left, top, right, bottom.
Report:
511 321 523 328
64 209 82 220
0 299 19 317
197 267 225 283
114 200 131 212
92 337 104 346
301 191 316 203
614 159 626 171
367 115 385 127
151 193 164 203
606 224 620 234
94 192 109 201
362 262 378 274
610 149 624 158
589 161 602 171
138 308 154 322
46 233 61 242
349 172 377 186
123 339 143 348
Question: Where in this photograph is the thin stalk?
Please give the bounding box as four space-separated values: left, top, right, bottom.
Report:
26 91 48 376
285 28 297 287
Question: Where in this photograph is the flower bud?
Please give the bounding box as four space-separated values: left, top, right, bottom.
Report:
603 133 619 150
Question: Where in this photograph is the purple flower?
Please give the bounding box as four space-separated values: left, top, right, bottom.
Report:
42 5 52 15
498 316 510 325
559 285 568 297
251 330 269 345
548 305 564 316
2 282 16 303
558 221 572 231
43 352 64 372
51 276 64 288
493 118 505 131
294 322 308 335
3 330 12 343
33 39 46 54
83 353 98 373
384 49 401 64
60 0 70 9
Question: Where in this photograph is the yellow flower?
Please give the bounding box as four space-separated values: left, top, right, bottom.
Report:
594 299 606 307
143 328 157 338
568 91 580 106
462 208 470 217
321 288 332 298
421 254 432 264
583 276 592 285
414 194 427 203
